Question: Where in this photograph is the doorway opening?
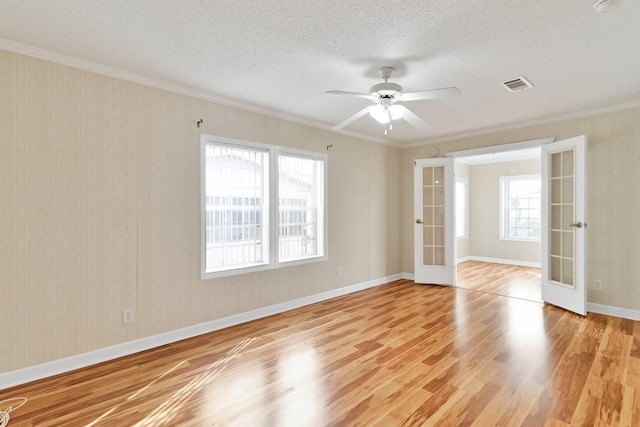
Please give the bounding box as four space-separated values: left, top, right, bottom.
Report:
414 135 586 315
454 147 542 303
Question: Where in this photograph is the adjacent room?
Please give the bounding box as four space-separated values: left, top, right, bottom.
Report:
455 148 543 303
1 1 640 425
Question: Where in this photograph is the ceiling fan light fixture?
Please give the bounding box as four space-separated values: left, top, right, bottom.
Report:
389 104 404 120
369 104 391 124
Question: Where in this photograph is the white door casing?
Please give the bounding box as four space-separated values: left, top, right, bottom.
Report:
414 158 456 285
541 135 587 315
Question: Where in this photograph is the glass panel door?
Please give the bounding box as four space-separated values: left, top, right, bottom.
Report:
414 158 455 286
541 135 586 316
549 149 575 288
422 166 446 266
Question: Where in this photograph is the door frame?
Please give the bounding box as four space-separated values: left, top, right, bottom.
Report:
445 137 556 159
444 135 588 315
446 137 556 273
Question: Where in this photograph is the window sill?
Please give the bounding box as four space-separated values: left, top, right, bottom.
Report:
499 236 541 243
201 254 327 280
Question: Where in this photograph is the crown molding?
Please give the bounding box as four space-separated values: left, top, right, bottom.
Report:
4 37 638 151
400 98 640 149
0 37 398 147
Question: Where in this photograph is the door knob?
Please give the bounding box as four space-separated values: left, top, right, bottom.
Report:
569 222 583 228
416 219 423 224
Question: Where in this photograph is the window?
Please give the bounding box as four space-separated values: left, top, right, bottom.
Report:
500 175 541 241
201 135 327 278
278 153 325 262
455 178 468 238
203 143 270 273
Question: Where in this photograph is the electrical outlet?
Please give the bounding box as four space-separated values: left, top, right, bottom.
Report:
337 267 343 278
123 308 135 324
594 279 603 291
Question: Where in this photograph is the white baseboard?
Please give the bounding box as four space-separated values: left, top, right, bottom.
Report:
458 256 541 268
0 273 403 390
405 269 640 323
587 303 640 321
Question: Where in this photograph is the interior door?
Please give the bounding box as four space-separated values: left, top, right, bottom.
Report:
541 135 587 315
414 158 455 285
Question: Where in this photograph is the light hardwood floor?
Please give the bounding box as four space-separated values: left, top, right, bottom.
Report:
1 279 639 426
456 260 542 303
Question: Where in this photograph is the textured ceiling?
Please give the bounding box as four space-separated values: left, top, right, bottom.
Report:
1 0 639 146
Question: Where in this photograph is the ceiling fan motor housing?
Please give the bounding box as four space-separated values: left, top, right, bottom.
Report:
370 82 402 97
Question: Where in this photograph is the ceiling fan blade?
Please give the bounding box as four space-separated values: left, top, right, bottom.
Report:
400 87 461 102
332 106 371 130
396 105 429 132
325 90 376 101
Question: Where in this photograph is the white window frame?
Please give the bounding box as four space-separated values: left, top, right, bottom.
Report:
455 177 468 239
499 174 541 242
201 135 328 279
277 148 327 266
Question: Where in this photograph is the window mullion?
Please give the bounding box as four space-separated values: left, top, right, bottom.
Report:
270 146 279 268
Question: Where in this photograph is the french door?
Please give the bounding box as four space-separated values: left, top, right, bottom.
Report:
413 158 455 285
541 135 587 315
413 137 586 314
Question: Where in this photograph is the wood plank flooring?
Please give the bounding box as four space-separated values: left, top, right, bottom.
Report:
457 260 542 303
1 279 639 426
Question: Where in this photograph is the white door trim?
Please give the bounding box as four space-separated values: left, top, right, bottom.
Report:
445 137 556 158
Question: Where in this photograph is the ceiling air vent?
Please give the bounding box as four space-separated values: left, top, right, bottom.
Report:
501 76 533 92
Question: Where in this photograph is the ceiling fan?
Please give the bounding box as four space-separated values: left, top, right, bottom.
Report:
326 67 461 134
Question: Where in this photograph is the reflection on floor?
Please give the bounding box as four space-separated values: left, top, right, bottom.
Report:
2 279 639 425
456 260 542 303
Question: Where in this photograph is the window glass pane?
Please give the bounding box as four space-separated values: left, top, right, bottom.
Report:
433 185 444 206
551 256 562 282
433 166 444 185
423 167 433 186
434 206 445 226
434 247 445 266
204 143 269 273
278 153 325 262
562 150 574 176
423 246 434 266
434 226 444 246
562 259 574 287
423 187 433 206
562 177 573 203
501 176 541 241
551 153 562 178
455 180 467 238
423 227 434 246
551 231 561 256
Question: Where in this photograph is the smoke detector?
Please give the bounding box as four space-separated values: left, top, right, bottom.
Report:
593 0 620 13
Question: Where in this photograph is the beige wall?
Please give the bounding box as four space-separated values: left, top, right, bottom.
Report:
4 45 640 376
468 159 541 263
0 50 402 373
402 106 640 312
